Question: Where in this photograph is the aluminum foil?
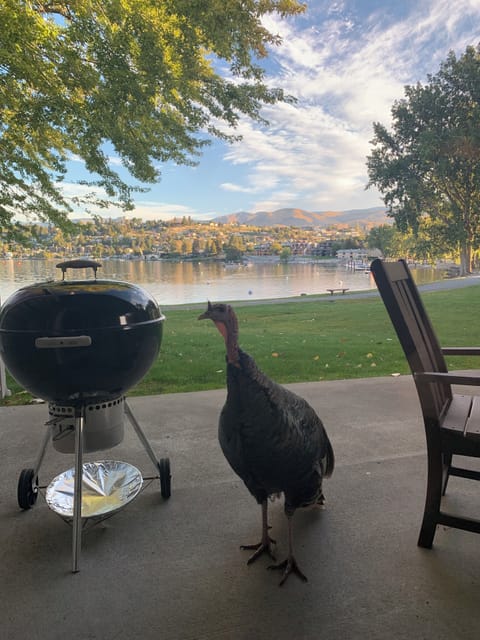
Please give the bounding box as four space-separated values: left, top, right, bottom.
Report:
46 460 143 518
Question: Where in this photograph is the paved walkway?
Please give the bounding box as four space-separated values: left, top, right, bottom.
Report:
1 376 479 639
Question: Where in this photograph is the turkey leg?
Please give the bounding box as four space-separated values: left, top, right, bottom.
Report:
268 514 307 586
241 499 276 563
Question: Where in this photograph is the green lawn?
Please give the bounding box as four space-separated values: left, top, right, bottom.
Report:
3 286 480 405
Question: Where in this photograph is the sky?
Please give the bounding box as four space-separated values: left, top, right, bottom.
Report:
65 0 480 221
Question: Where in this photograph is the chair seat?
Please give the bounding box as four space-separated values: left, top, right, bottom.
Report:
443 394 480 440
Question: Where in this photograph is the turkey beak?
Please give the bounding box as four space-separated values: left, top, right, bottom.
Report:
198 301 213 320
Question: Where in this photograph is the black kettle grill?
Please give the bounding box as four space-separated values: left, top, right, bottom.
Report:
0 260 171 572
0 258 164 404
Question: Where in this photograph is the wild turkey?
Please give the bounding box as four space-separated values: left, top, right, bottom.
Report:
198 302 334 585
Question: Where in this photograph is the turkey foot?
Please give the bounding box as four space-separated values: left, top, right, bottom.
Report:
241 535 276 564
267 513 308 585
268 555 308 586
241 500 275 564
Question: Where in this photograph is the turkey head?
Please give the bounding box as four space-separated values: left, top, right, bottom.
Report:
198 301 240 365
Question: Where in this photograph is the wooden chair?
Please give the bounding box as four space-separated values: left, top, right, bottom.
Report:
370 258 480 548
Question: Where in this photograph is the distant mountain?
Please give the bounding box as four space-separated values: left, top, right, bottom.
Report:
213 207 390 227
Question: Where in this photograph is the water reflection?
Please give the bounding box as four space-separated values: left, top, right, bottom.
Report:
0 258 442 305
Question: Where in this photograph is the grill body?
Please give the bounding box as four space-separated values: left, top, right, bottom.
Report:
0 276 164 403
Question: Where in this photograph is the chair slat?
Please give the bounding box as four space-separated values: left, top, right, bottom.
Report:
393 278 450 418
442 394 472 434
465 396 480 439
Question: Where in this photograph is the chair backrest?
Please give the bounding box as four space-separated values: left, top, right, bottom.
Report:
371 258 452 421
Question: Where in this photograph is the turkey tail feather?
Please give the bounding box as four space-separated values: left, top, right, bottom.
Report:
324 436 335 478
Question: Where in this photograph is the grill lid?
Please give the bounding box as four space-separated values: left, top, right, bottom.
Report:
0 259 162 334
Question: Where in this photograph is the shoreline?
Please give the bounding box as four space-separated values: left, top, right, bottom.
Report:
1 256 476 310
162 272 480 311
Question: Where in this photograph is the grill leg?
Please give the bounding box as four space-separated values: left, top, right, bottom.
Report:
124 401 159 471
33 425 51 477
72 407 85 573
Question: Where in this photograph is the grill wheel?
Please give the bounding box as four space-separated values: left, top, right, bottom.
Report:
158 458 171 499
17 468 39 510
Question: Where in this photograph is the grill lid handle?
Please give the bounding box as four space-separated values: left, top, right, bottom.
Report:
56 259 103 280
35 336 92 349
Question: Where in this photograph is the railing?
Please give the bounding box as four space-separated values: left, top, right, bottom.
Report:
0 357 8 399
0 295 11 399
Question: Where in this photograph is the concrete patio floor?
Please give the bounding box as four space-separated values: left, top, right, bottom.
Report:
0 375 479 640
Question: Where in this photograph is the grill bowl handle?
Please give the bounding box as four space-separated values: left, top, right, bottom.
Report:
56 259 102 280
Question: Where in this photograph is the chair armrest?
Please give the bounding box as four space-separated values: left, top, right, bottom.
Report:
442 347 480 356
415 371 480 386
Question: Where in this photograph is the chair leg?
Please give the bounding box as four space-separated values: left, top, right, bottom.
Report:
441 452 452 496
418 449 443 549
418 516 437 549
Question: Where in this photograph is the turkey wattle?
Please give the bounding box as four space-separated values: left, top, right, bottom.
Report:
198 302 334 585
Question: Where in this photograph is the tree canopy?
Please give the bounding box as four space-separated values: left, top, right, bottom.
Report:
366 44 480 273
0 0 305 236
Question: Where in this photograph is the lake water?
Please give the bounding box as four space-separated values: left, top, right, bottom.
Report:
0 257 441 306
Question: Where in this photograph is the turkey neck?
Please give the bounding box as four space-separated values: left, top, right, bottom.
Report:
216 311 240 366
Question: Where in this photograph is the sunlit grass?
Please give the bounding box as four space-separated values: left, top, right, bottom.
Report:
2 286 480 405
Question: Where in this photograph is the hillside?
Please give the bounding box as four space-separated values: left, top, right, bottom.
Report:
213 207 389 227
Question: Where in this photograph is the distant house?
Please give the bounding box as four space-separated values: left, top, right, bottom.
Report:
336 248 382 262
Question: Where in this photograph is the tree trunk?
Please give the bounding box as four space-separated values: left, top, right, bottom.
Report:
459 242 472 275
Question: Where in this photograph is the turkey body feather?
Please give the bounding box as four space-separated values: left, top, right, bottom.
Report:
220 349 333 515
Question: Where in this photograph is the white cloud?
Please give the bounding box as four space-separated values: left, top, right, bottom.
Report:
220 182 254 193
123 201 198 220
221 0 480 211
57 182 201 220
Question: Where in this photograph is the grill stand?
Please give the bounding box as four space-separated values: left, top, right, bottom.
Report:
17 399 171 573
72 406 84 573
124 402 159 469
